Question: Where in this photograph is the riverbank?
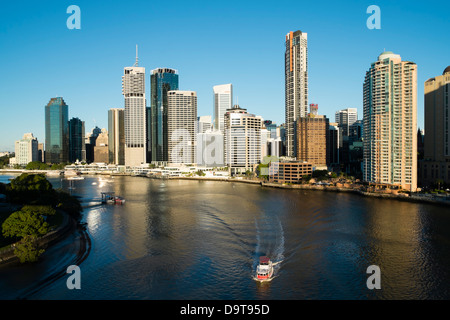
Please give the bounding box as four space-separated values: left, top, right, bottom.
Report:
163 176 450 207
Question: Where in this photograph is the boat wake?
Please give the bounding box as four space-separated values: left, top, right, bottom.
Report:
252 218 285 281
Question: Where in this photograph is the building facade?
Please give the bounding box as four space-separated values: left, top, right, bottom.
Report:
15 133 38 166
198 115 213 134
419 66 450 186
213 84 233 133
296 115 328 168
363 51 417 191
285 30 308 157
268 161 312 184
123 62 146 166
45 97 69 164
224 105 263 174
108 108 125 165
68 117 85 163
94 129 108 163
167 91 197 165
335 108 358 136
151 68 179 163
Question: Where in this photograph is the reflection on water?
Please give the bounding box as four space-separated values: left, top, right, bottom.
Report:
0 174 449 299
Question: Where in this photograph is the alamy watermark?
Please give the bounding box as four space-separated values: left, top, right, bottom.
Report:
66 265 81 289
366 5 381 29
66 5 81 30
366 265 381 290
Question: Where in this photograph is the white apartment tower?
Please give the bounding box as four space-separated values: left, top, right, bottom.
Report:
167 90 197 164
363 51 417 191
15 133 38 166
224 105 263 174
285 30 308 157
122 48 146 166
213 84 233 133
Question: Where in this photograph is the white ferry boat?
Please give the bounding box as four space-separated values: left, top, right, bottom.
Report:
256 256 274 281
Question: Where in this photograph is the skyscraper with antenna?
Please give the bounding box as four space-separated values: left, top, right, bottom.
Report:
122 45 147 166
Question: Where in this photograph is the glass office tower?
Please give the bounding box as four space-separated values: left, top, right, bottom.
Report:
69 117 85 163
45 97 69 164
150 68 179 163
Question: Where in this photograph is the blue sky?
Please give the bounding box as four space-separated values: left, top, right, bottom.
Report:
0 0 449 151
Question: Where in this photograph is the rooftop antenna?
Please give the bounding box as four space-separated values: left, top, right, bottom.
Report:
134 44 139 67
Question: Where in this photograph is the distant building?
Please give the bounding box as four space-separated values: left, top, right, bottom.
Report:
335 108 358 137
268 161 312 184
267 137 283 158
213 84 233 133
363 51 417 191
419 66 450 186
38 143 44 163
309 104 318 116
45 97 69 164
264 120 278 138
224 105 263 175
69 117 86 163
94 129 108 163
15 133 38 166
198 115 212 134
167 91 197 165
85 126 102 163
108 108 125 165
260 128 271 161
327 122 340 168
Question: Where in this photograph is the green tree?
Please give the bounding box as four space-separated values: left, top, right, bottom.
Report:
25 161 50 170
13 236 45 263
2 208 49 239
6 173 55 204
196 170 206 177
2 206 52 263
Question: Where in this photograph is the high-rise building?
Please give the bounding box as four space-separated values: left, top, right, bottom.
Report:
94 129 108 163
146 106 151 163
420 66 450 186
327 122 340 168
264 120 278 139
85 126 101 163
285 30 308 157
123 52 146 167
151 68 179 163
363 51 417 191
224 105 263 175
198 115 212 134
260 128 271 161
213 84 233 133
335 108 358 137
167 90 197 165
68 117 85 163
45 97 69 164
38 143 44 162
296 115 329 169
15 133 38 166
335 108 358 171
108 108 125 165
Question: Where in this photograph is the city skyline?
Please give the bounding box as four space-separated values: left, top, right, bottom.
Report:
1 0 450 151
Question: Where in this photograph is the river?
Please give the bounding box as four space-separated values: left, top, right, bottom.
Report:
1 174 449 300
